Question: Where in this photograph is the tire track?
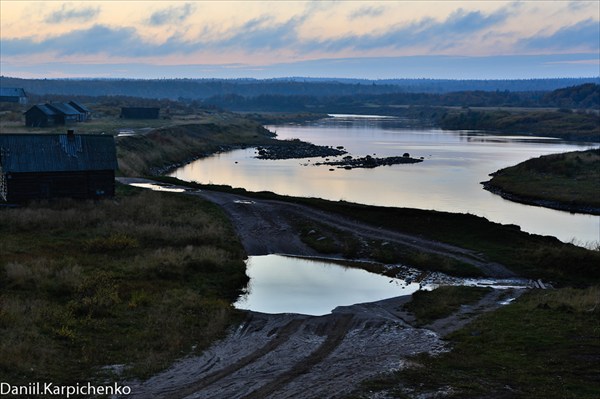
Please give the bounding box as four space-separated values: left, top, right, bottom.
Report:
165 318 305 399
241 314 355 399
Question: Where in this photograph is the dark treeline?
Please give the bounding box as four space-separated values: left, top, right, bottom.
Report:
203 84 600 111
1 76 598 100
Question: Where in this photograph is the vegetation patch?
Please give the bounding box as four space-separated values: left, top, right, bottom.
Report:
402 286 492 326
356 286 600 398
0 185 248 385
438 108 599 142
484 149 600 214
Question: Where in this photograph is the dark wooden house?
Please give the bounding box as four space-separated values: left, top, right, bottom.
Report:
120 107 159 119
68 101 92 121
46 103 80 124
25 102 91 127
0 132 118 202
0 87 28 104
24 104 59 127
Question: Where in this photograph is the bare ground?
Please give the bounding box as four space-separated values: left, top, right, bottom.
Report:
117 178 524 398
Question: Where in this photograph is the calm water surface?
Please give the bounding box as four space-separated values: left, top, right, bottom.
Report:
171 115 599 244
234 255 528 315
234 255 419 315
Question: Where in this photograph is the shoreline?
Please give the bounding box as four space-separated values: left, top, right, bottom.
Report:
481 180 600 216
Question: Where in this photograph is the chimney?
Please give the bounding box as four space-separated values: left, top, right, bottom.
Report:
67 129 75 139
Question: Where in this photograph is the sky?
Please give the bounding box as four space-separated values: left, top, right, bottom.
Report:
1 1 599 79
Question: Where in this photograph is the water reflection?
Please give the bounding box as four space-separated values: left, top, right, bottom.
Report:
234 255 530 316
234 255 420 315
171 116 598 243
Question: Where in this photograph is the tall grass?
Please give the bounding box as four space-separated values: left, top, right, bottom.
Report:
0 185 248 384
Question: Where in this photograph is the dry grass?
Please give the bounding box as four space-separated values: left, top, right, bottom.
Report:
0 185 248 384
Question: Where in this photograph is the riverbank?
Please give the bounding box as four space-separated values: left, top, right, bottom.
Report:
483 149 600 216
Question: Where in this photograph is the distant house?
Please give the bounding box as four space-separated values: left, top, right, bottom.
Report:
0 132 118 202
68 101 92 121
120 107 160 119
46 103 80 125
24 104 59 127
24 102 91 126
0 87 28 104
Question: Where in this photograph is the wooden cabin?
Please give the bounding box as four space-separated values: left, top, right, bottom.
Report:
0 87 28 104
0 132 118 202
24 104 59 127
68 101 92 121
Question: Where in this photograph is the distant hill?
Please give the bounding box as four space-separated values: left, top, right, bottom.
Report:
1 76 598 101
542 83 600 109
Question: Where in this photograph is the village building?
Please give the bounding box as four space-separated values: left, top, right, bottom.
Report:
0 87 28 104
0 131 118 202
120 107 160 119
24 102 91 126
46 103 80 125
24 104 59 127
68 101 92 121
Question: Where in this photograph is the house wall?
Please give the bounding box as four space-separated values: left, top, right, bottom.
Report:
25 108 55 127
5 170 115 202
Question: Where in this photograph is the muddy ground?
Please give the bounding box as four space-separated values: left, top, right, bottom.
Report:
117 178 525 398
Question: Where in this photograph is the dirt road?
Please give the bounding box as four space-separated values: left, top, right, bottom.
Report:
117 178 523 398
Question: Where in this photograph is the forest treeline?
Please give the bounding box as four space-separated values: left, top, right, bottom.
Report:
202 83 600 111
1 76 598 102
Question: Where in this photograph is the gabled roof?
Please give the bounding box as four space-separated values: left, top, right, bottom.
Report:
46 102 80 116
0 87 26 97
68 101 91 113
25 104 59 116
0 134 118 173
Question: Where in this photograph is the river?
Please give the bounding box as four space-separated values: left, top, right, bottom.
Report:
170 115 599 244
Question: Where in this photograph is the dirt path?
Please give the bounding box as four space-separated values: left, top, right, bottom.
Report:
117 178 524 398
124 290 523 399
118 177 515 278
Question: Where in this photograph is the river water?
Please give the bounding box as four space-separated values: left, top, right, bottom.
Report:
171 115 598 244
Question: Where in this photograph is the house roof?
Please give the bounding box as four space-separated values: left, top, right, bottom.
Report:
25 104 59 116
0 134 118 173
68 101 91 113
46 102 80 116
0 87 26 97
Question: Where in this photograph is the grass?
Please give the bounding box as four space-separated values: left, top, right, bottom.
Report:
0 184 248 385
355 286 600 398
486 149 600 212
116 117 276 176
402 286 492 326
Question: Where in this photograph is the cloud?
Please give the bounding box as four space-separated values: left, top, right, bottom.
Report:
44 4 100 24
520 18 600 52
215 15 306 51
0 25 176 57
148 3 196 26
348 6 385 20
313 7 511 52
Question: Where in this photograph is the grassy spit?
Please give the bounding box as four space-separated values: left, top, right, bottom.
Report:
484 149 600 214
0 185 248 385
